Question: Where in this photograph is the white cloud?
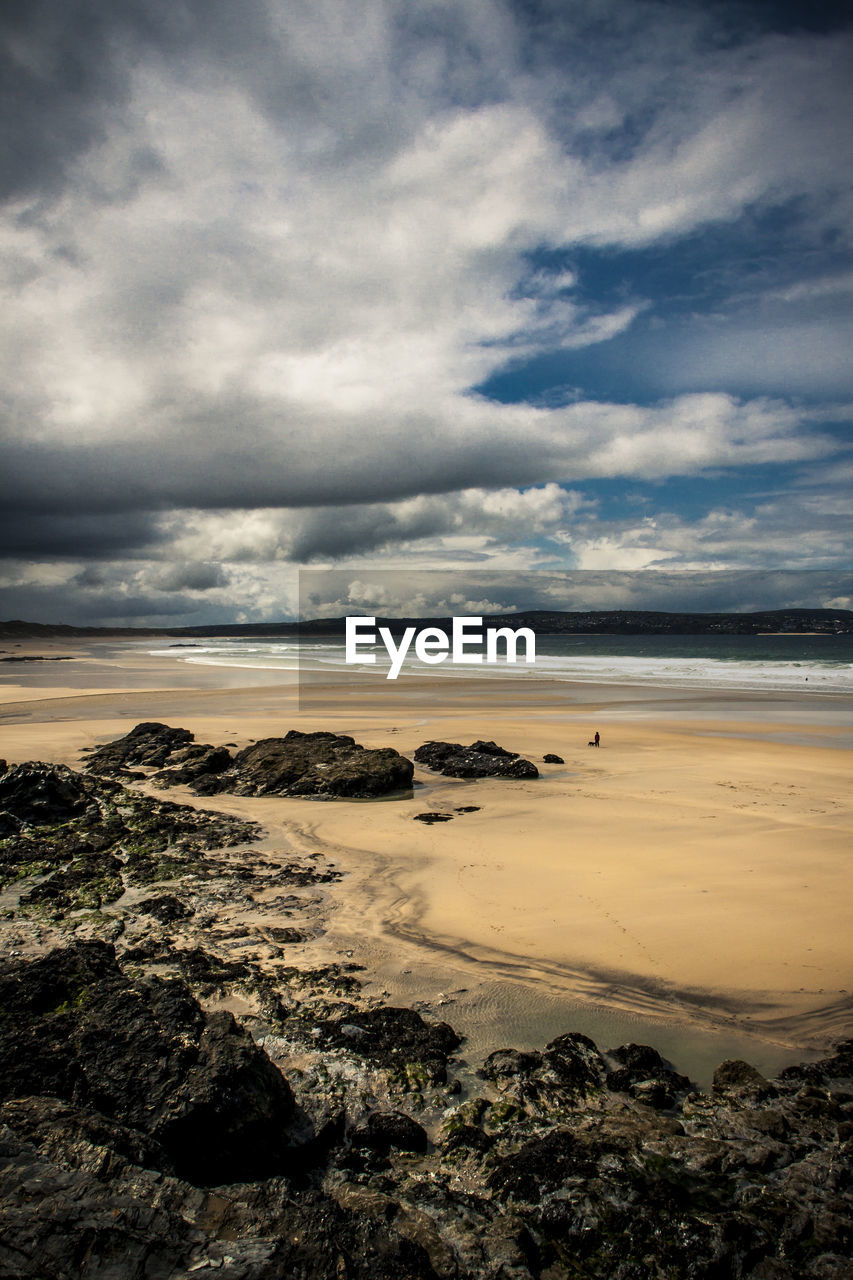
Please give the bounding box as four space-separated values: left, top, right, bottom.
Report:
567 493 853 573
1 0 851 622
3 9 850 483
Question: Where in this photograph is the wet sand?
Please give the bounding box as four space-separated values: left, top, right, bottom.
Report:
2 636 852 1082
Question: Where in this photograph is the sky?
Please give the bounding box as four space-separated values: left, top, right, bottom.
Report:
1 0 851 625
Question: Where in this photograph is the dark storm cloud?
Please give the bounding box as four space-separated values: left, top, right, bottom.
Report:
0 510 164 558
287 505 451 562
0 393 839 529
149 561 229 591
0 417 568 516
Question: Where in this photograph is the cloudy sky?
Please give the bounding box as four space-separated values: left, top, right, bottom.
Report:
1 0 851 624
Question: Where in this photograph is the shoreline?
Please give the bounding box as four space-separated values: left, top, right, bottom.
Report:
1 638 851 1086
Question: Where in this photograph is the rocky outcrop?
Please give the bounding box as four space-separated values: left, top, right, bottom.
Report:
481 1032 608 1111
154 744 234 788
85 723 415 800
413 739 539 779
210 731 414 799
85 721 198 775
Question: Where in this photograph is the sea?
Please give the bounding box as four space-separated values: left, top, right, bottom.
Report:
150 632 853 696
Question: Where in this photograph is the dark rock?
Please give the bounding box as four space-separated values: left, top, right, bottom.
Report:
713 1058 774 1097
318 1006 461 1083
0 762 259 906
171 946 253 992
413 812 454 823
0 654 72 663
86 721 195 773
0 760 92 827
350 1111 429 1154
1 1093 172 1174
468 740 517 758
271 860 342 886
2 931 853 1280
481 1048 543 1082
157 1009 295 1183
487 1127 597 1200
542 1033 607 1093
606 1042 694 1099
87 723 414 799
778 1039 853 1088
441 1123 493 1156
480 1033 605 1110
629 1078 677 1109
266 926 306 944
20 850 125 912
413 740 539 779
152 744 234 788
0 1127 441 1279
543 753 564 763
6 745 853 1280
212 730 414 799
136 893 194 923
0 940 295 1184
85 722 235 789
454 805 481 813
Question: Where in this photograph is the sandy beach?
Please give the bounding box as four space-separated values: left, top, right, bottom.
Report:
2 636 851 1083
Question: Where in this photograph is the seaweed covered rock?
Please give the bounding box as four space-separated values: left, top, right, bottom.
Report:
605 1042 695 1108
0 762 258 911
135 893 195 924
350 1110 429 1154
0 940 295 1184
712 1057 774 1098
413 740 539 779
317 1006 461 1084
481 1032 607 1110
778 1038 853 1087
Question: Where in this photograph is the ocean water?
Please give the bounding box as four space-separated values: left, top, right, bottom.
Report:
151 632 853 695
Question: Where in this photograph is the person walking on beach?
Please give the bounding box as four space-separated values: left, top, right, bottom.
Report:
594 731 600 747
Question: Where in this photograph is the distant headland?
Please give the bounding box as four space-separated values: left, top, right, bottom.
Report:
1 607 852 641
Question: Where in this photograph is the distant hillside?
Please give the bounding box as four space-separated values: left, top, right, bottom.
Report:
2 608 852 641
